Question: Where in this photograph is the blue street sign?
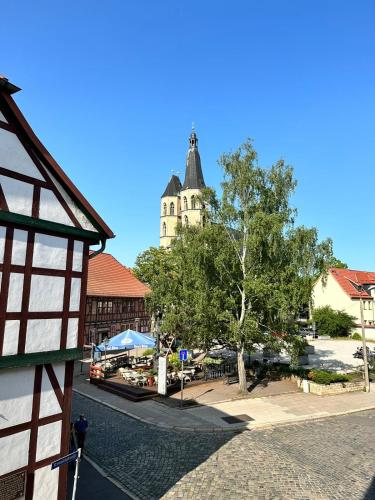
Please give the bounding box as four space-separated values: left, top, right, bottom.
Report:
179 349 188 361
51 450 78 470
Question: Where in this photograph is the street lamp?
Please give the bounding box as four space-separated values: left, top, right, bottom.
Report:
358 285 370 392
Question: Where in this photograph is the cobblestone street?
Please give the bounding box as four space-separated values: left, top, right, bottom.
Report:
73 392 375 500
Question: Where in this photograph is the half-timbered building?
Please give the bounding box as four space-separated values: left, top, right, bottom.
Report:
85 252 150 345
0 76 114 500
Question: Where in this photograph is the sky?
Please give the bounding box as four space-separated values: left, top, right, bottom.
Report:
2 1 375 268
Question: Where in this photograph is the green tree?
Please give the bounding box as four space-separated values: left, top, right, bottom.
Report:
201 139 332 391
328 257 348 269
135 140 333 393
312 306 356 337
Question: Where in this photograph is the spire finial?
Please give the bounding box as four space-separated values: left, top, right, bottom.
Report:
192 121 195 131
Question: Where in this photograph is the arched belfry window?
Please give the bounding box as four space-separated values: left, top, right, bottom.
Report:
170 202 175 216
162 222 167 236
183 196 188 211
191 196 196 209
163 203 167 216
184 215 189 226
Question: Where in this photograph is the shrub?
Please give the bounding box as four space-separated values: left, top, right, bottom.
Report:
352 332 362 341
312 306 356 337
308 369 350 385
142 348 155 356
202 356 223 366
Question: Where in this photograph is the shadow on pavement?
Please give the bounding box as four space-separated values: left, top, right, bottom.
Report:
72 392 244 500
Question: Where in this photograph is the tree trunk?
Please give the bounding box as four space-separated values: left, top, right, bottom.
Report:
237 343 247 393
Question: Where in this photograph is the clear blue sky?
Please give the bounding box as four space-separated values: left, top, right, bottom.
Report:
2 1 374 268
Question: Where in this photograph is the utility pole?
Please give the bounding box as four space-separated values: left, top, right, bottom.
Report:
359 290 370 392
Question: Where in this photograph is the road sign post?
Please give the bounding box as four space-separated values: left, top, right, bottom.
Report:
51 448 81 500
72 448 82 500
179 350 188 408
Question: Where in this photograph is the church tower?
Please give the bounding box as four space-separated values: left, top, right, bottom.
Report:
160 128 206 248
180 128 206 227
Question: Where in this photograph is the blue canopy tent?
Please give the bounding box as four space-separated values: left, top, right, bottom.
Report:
96 329 155 352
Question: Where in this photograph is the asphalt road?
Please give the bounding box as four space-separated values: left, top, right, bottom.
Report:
72 392 375 499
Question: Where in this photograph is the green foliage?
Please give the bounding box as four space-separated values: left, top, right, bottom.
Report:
308 369 350 385
352 332 362 341
313 306 356 337
142 348 155 356
202 356 223 366
167 352 181 369
328 257 348 269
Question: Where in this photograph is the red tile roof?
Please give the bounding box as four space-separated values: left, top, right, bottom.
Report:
330 268 375 298
87 252 150 298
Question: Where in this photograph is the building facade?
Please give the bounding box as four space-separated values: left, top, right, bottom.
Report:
313 268 375 339
0 77 113 499
160 129 206 248
85 252 150 344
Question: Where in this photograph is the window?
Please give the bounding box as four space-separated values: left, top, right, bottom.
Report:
170 202 175 216
369 301 372 310
183 196 188 210
107 301 113 314
162 222 166 236
364 301 367 310
191 196 196 209
184 215 189 226
97 301 103 314
163 203 167 216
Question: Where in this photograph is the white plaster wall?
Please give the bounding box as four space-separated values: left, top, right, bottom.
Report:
0 430 31 476
39 188 74 227
33 233 67 270
0 225 6 263
0 176 33 216
7 273 24 312
39 367 62 418
25 318 62 353
2 319 20 355
66 318 79 349
0 367 34 429
69 278 81 311
29 275 65 312
0 110 8 122
0 129 44 180
11 229 28 265
72 240 83 272
52 362 65 394
33 463 59 500
42 165 98 232
36 420 62 462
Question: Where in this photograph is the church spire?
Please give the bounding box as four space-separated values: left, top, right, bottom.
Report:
182 127 205 190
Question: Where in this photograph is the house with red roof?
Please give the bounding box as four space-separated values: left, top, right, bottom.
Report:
313 268 375 338
85 252 151 344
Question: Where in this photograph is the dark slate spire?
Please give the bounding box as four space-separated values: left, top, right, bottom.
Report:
182 128 206 190
161 174 182 197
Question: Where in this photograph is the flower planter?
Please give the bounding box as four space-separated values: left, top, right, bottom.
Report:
298 355 309 365
308 380 364 396
304 345 315 355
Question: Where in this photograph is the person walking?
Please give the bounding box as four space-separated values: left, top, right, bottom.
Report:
74 414 88 451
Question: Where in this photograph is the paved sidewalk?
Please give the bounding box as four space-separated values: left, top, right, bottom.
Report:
73 374 375 432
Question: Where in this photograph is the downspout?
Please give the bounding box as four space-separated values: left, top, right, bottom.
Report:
89 238 106 260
